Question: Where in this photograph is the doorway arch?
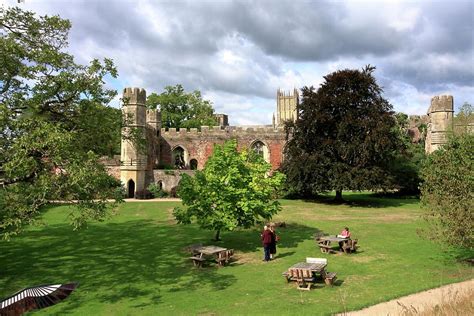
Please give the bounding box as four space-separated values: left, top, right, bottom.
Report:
127 179 135 198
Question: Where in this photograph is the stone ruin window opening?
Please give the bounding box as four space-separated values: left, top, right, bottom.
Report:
172 146 188 169
251 140 270 163
190 159 198 170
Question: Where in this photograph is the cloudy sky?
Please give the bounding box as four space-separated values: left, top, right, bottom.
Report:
4 0 474 125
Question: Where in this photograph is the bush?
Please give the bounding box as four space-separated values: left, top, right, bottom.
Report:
147 183 168 198
135 189 153 200
169 186 178 198
420 134 474 249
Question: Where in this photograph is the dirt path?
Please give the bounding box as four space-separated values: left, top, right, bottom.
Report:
342 279 473 315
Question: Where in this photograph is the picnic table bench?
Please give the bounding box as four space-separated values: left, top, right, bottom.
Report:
187 245 234 268
282 262 329 290
316 236 358 254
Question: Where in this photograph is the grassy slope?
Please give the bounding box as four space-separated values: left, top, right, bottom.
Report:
0 193 472 315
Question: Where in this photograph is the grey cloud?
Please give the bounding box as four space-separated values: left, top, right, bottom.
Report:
8 0 473 122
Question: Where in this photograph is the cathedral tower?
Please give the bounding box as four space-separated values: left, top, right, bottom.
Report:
276 88 299 126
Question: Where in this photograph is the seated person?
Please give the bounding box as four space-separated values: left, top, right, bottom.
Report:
337 227 351 238
338 227 351 250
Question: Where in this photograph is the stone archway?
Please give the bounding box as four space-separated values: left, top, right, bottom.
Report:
127 179 135 198
250 140 270 163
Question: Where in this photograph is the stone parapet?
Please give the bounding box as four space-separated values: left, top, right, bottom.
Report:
160 125 284 136
428 95 454 113
123 87 146 105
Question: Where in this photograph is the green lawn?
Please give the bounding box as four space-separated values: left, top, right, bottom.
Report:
1 193 472 315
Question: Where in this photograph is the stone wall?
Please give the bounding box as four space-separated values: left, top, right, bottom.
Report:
159 125 286 170
151 170 195 193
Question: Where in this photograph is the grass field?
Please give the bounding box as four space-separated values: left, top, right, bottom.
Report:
1 193 472 315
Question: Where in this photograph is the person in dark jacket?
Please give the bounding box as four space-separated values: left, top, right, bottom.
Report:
269 223 278 260
261 225 272 262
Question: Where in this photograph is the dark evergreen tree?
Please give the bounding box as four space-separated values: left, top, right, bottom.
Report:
282 66 402 201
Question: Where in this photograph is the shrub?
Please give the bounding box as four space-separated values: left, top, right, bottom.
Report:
135 189 153 200
147 183 168 198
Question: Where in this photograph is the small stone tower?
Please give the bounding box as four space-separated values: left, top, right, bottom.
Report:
120 87 148 198
276 88 299 126
425 95 454 153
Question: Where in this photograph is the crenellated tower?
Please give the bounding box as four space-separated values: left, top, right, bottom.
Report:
275 88 299 126
120 87 148 197
425 95 454 153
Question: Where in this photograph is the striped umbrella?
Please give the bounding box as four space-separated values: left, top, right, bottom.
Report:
0 283 78 315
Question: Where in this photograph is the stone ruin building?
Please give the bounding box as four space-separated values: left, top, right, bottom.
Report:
118 87 298 197
109 87 456 198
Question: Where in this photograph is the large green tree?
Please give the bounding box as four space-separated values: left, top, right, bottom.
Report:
282 66 402 201
173 140 285 241
146 84 216 129
387 112 425 195
0 7 122 239
453 102 473 135
420 134 473 250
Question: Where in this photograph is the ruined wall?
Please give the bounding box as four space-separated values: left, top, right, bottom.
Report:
425 95 454 153
159 125 286 171
152 170 195 193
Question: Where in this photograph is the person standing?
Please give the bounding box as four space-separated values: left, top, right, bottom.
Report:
269 224 278 260
261 225 272 262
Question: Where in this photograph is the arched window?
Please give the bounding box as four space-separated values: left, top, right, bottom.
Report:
251 140 270 163
172 146 188 169
190 159 198 170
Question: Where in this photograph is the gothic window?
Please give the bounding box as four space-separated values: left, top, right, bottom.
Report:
251 140 270 163
172 146 187 169
190 159 198 170
252 141 264 157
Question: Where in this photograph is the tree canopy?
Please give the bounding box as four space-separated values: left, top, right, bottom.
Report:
146 84 216 129
420 134 473 250
173 140 285 240
0 7 122 239
453 102 473 135
282 66 403 200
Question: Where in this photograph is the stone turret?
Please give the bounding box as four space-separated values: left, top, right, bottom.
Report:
276 88 299 126
120 87 148 197
425 95 454 153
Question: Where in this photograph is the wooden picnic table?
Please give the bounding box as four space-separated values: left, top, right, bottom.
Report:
188 245 233 267
290 262 327 273
283 262 329 290
317 236 350 253
194 245 227 256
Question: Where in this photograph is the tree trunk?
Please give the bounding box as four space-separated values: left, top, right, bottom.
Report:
334 190 344 203
214 230 221 241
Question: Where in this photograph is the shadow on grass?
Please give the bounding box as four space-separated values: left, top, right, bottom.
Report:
301 192 419 208
0 220 321 313
0 221 238 313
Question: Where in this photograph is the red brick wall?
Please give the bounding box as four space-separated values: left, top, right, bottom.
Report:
159 127 286 170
